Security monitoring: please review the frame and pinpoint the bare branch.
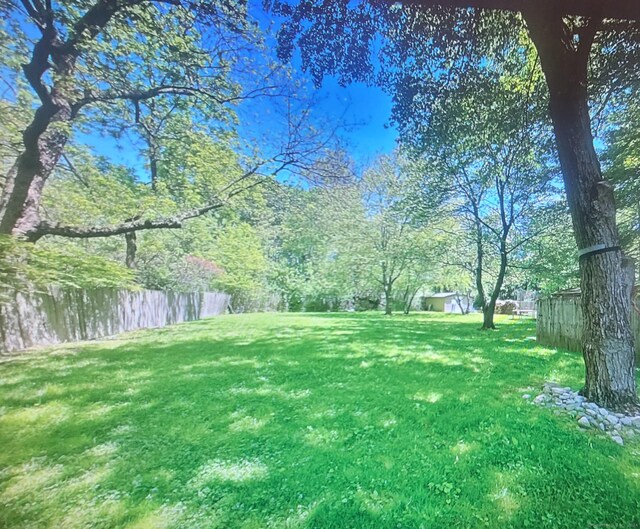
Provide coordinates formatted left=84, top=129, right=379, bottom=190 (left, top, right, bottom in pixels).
left=72, top=84, right=282, bottom=116
left=30, top=201, right=224, bottom=242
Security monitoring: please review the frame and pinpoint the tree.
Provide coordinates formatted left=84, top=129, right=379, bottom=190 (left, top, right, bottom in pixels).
left=395, top=229, right=442, bottom=314
left=513, top=204, right=579, bottom=294
left=209, top=222, right=270, bottom=312
left=262, top=155, right=368, bottom=312
left=269, top=0, right=640, bottom=410
left=360, top=155, right=418, bottom=315
left=1, top=0, right=238, bottom=237
left=418, top=46, right=557, bottom=329
left=0, top=234, right=135, bottom=292
left=0, top=0, right=339, bottom=249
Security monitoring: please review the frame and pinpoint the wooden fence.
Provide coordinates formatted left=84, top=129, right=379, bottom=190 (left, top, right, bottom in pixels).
left=0, top=287, right=230, bottom=354
left=536, top=292, right=640, bottom=359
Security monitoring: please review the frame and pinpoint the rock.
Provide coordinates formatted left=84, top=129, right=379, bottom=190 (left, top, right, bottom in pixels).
left=607, top=415, right=620, bottom=425
left=533, top=395, right=547, bottom=405
left=534, top=383, right=638, bottom=444
left=522, top=394, right=531, bottom=399
left=578, top=416, right=591, bottom=428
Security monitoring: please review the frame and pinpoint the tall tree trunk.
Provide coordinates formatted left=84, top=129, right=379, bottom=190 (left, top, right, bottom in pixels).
left=482, top=299, right=496, bottom=330
left=454, top=292, right=470, bottom=315
left=525, top=10, right=637, bottom=411
left=384, top=286, right=393, bottom=315
left=402, top=284, right=411, bottom=314
left=0, top=102, right=71, bottom=238
left=0, top=0, right=121, bottom=239
left=125, top=231, right=137, bottom=269
left=481, top=246, right=508, bottom=330
left=404, top=287, right=418, bottom=315
left=472, top=211, right=487, bottom=314
left=472, top=209, right=497, bottom=329
left=0, top=22, right=75, bottom=239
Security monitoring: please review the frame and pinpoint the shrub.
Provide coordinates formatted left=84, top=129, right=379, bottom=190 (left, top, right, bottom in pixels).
left=495, top=299, right=518, bottom=314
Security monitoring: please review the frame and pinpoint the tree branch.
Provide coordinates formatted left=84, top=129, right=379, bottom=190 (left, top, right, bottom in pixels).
left=576, top=17, right=600, bottom=68
left=72, top=84, right=281, bottom=115
left=30, top=201, right=225, bottom=242
left=19, top=0, right=46, bottom=30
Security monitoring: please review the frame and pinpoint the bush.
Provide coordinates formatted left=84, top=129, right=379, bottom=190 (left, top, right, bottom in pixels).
left=0, top=235, right=136, bottom=291
left=354, top=296, right=380, bottom=311
left=495, top=299, right=518, bottom=314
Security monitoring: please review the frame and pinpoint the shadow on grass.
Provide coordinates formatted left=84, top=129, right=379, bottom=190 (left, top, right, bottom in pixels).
left=1, top=312, right=639, bottom=529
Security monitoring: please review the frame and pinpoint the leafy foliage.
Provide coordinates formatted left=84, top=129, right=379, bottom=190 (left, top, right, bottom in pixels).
left=0, top=235, right=135, bottom=291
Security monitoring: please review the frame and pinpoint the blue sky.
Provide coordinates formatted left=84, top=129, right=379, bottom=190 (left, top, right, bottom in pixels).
left=307, top=78, right=399, bottom=166
left=243, top=1, right=399, bottom=168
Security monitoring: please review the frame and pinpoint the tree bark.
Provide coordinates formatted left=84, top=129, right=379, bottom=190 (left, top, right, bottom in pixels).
left=525, top=10, right=637, bottom=410
left=0, top=67, right=73, bottom=237
left=384, top=286, right=393, bottom=315
left=402, top=284, right=411, bottom=314
left=482, top=300, right=496, bottom=329
left=125, top=232, right=137, bottom=269
left=481, top=248, right=507, bottom=330
left=0, top=0, right=124, bottom=238
left=473, top=210, right=487, bottom=313
left=404, top=287, right=418, bottom=314
left=471, top=205, right=500, bottom=330
left=454, top=292, right=470, bottom=315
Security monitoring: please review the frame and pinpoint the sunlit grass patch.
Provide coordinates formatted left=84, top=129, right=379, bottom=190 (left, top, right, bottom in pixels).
left=1, top=459, right=65, bottom=501
left=0, top=401, right=71, bottom=428
left=190, top=459, right=269, bottom=486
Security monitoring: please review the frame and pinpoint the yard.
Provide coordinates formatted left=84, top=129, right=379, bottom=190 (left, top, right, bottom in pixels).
left=1, top=312, right=639, bottom=529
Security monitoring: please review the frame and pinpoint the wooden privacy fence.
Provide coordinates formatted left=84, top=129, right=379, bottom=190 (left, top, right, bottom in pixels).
left=0, top=287, right=230, bottom=354
left=536, top=291, right=640, bottom=359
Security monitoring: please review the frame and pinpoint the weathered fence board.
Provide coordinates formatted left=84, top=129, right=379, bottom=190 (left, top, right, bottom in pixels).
left=0, top=287, right=230, bottom=354
left=537, top=293, right=640, bottom=360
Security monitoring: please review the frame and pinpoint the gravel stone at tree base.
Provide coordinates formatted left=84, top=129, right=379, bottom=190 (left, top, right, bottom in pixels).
left=527, top=382, right=640, bottom=446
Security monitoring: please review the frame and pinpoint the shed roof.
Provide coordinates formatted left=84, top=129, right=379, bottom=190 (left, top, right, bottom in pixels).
left=425, top=292, right=458, bottom=298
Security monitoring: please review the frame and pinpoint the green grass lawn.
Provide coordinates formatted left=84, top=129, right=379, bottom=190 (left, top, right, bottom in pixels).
left=1, top=312, right=639, bottom=529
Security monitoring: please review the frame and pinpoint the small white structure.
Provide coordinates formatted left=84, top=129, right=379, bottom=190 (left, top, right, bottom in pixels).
left=422, top=292, right=475, bottom=314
